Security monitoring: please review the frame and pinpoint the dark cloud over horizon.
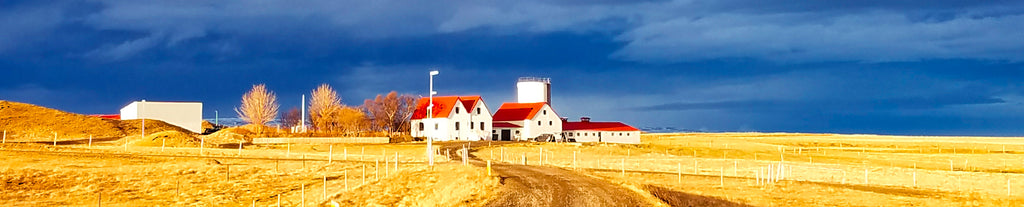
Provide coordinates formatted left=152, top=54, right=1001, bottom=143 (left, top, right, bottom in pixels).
left=2, top=0, right=1024, bottom=136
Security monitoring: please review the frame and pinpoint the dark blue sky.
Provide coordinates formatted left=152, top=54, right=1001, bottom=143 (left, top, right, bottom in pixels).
left=3, top=0, right=1024, bottom=136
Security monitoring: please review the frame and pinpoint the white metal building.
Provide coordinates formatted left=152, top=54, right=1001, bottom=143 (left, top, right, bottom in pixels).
left=410, top=96, right=492, bottom=141
left=120, top=101, right=203, bottom=133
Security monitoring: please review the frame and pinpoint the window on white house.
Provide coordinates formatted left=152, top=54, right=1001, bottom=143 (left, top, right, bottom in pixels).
left=476, top=108, right=481, bottom=114
left=627, top=133, right=630, bottom=136
left=538, top=121, right=541, bottom=126
left=549, top=121, right=552, bottom=126
left=456, top=108, right=460, bottom=114
left=515, top=130, right=520, bottom=134
left=419, top=123, right=424, bottom=131
left=619, top=133, right=623, bottom=136
left=435, top=123, right=439, bottom=130
left=470, top=122, right=474, bottom=129
left=455, top=122, right=460, bottom=130
left=480, top=122, right=484, bottom=130
left=576, top=133, right=580, bottom=136
left=543, top=110, right=546, bottom=115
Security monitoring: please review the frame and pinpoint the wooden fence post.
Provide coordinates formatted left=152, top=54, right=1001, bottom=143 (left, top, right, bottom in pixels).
left=913, top=163, right=917, bottom=187
left=238, top=141, right=242, bottom=157
left=328, top=145, right=333, bottom=163
left=2, top=130, right=5, bottom=144
left=677, top=162, right=681, bottom=183
left=88, top=135, right=92, bottom=147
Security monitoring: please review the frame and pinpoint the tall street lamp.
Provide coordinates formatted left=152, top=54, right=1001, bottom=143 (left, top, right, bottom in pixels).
left=428, top=70, right=439, bottom=166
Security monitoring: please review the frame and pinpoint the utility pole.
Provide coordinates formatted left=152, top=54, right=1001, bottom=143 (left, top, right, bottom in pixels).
left=428, top=70, right=439, bottom=166
left=301, top=94, right=306, bottom=132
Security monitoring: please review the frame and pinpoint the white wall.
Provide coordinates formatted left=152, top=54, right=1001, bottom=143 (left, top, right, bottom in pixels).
left=464, top=100, right=492, bottom=141
left=120, top=101, right=203, bottom=133
left=521, top=104, right=562, bottom=140
left=412, top=118, right=450, bottom=140
left=600, top=131, right=641, bottom=144
left=446, top=101, right=471, bottom=141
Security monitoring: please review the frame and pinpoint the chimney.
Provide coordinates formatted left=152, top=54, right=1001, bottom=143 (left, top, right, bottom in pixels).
left=580, top=117, right=590, bottom=122
left=560, top=117, right=568, bottom=122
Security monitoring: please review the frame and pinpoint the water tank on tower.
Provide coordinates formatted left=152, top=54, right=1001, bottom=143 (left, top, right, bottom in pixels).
left=517, top=77, right=551, bottom=104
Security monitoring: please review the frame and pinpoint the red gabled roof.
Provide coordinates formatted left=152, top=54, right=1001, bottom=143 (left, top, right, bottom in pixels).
left=410, top=96, right=461, bottom=120
left=492, top=102, right=548, bottom=121
left=492, top=122, right=522, bottom=128
left=459, top=96, right=482, bottom=111
left=563, top=121, right=640, bottom=131
left=410, top=96, right=484, bottom=120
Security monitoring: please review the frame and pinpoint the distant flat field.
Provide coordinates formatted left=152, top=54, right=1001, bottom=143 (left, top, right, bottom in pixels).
left=474, top=132, right=1024, bottom=207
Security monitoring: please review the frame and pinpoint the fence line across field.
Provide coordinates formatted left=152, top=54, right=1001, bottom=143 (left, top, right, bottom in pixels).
left=487, top=146, right=1020, bottom=197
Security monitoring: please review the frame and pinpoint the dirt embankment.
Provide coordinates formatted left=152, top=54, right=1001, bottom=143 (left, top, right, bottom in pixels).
left=0, top=101, right=198, bottom=145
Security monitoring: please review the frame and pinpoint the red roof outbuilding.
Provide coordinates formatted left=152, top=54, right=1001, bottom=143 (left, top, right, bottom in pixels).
left=562, top=121, right=639, bottom=131
left=492, top=102, right=549, bottom=121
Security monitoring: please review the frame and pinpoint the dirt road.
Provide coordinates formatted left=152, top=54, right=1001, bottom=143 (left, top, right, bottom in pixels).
left=438, top=142, right=654, bottom=207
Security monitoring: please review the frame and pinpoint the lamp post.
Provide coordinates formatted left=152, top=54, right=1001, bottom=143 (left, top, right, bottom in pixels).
left=428, top=70, right=439, bottom=166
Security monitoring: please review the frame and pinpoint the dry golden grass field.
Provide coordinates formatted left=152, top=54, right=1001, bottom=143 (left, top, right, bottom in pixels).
left=0, top=142, right=485, bottom=206
left=473, top=133, right=1024, bottom=207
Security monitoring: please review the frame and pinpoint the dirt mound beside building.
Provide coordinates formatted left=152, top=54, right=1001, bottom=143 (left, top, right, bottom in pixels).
left=204, top=127, right=254, bottom=144
left=118, top=119, right=195, bottom=136
left=0, top=101, right=195, bottom=142
left=129, top=131, right=205, bottom=147
left=0, top=101, right=124, bottom=141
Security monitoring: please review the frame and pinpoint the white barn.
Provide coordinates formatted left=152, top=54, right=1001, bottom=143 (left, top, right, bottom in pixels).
left=410, top=96, right=492, bottom=141
left=120, top=101, right=203, bottom=133
left=491, top=102, right=562, bottom=141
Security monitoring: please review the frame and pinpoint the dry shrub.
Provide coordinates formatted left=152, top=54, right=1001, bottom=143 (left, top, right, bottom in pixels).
left=235, top=84, right=279, bottom=135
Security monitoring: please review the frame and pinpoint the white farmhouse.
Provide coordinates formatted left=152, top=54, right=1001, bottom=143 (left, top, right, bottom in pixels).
left=491, top=102, right=562, bottom=141
left=562, top=117, right=641, bottom=144
left=410, top=96, right=492, bottom=141
left=120, top=101, right=203, bottom=133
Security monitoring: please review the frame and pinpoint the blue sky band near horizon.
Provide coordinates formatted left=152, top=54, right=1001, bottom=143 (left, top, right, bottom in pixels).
left=2, top=0, right=1024, bottom=136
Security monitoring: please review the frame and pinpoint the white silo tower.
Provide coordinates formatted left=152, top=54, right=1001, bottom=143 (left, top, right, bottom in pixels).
left=517, top=77, right=551, bottom=104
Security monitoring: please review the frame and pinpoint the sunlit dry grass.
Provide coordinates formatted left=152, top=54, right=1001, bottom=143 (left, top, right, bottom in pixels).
left=474, top=133, right=1024, bottom=206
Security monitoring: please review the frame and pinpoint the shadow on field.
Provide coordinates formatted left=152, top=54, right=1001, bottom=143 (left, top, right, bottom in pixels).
left=644, top=185, right=753, bottom=207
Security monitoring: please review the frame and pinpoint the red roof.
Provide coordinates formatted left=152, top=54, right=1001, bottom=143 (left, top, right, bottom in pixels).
left=492, top=122, right=522, bottom=128
left=563, top=121, right=640, bottom=131
left=459, top=96, right=482, bottom=111
left=410, top=96, right=482, bottom=120
left=492, top=102, right=549, bottom=121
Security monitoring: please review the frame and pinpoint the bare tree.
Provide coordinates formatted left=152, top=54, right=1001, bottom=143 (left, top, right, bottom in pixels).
left=309, top=84, right=343, bottom=134
left=235, top=84, right=279, bottom=125
left=281, top=107, right=301, bottom=129
left=235, top=84, right=279, bottom=135
left=363, top=91, right=417, bottom=135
